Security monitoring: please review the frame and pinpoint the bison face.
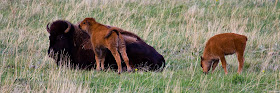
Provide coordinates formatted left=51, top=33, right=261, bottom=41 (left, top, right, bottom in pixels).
left=47, top=21, right=74, bottom=64
left=200, top=56, right=212, bottom=74
left=48, top=34, right=72, bottom=54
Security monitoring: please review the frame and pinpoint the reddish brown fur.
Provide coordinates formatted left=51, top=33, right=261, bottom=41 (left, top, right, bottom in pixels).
left=80, top=27, right=140, bottom=50
left=201, top=33, right=247, bottom=74
left=106, top=26, right=142, bottom=44
left=79, top=18, right=132, bottom=73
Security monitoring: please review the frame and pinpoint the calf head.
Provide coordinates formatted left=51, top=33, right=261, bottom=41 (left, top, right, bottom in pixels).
left=200, top=57, right=211, bottom=74
left=200, top=56, right=220, bottom=74
left=78, top=18, right=97, bottom=35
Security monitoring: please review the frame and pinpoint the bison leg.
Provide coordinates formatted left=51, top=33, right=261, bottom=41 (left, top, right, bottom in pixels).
left=211, top=59, right=219, bottom=73
left=220, top=56, right=228, bottom=75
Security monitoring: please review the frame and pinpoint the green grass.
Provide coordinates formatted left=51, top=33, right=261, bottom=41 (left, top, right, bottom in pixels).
left=0, top=0, right=279, bottom=92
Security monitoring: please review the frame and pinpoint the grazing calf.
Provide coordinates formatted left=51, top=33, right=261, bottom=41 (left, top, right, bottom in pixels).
left=79, top=18, right=132, bottom=73
left=200, top=33, right=247, bottom=74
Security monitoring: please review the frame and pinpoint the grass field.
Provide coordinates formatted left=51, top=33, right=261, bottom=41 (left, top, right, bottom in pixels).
left=0, top=0, right=280, bottom=92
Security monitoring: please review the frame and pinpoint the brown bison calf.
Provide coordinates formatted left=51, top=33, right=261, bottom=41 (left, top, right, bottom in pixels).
left=200, top=33, right=247, bottom=74
left=79, top=18, right=132, bottom=73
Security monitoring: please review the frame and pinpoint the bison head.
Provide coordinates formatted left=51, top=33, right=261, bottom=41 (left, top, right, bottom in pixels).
left=46, top=20, right=74, bottom=65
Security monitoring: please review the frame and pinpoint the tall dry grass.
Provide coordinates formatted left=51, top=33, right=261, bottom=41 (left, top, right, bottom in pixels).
left=0, top=0, right=279, bottom=92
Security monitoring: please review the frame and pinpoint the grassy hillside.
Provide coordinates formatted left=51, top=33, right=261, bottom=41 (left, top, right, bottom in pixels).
left=0, top=0, right=279, bottom=92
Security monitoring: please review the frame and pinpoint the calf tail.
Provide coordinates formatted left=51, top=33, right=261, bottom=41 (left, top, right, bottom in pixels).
left=104, top=28, right=126, bottom=50
left=241, top=35, right=248, bottom=41
left=104, top=28, right=120, bottom=38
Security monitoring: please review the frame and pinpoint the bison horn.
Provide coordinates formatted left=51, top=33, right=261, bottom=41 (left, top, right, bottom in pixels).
left=46, top=23, right=50, bottom=33
left=64, top=22, right=71, bottom=33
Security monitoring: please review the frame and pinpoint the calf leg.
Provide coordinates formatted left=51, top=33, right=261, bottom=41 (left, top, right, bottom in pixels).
left=220, top=56, right=228, bottom=75
left=237, top=52, right=244, bottom=74
left=119, top=46, right=132, bottom=72
left=94, top=54, right=101, bottom=71
left=100, top=51, right=107, bottom=70
left=211, top=59, right=219, bottom=73
left=119, top=36, right=132, bottom=72
left=94, top=48, right=105, bottom=71
left=235, top=40, right=246, bottom=74
left=108, top=47, right=123, bottom=74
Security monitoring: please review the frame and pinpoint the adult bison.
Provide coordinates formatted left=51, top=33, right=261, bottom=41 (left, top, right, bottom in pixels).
left=46, top=20, right=165, bottom=71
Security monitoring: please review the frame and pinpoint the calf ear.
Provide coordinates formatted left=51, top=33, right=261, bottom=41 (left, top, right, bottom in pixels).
left=200, top=56, right=204, bottom=60
left=85, top=18, right=96, bottom=25
left=86, top=18, right=95, bottom=21
left=46, top=23, right=50, bottom=33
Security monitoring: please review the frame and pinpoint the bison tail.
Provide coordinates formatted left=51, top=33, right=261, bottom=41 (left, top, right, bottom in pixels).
left=104, top=29, right=120, bottom=38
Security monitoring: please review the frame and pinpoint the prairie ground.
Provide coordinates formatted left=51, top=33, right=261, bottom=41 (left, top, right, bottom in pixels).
left=0, top=0, right=279, bottom=92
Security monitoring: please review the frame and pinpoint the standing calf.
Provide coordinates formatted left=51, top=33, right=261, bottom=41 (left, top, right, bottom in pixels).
left=79, top=18, right=132, bottom=73
left=200, top=33, right=247, bottom=74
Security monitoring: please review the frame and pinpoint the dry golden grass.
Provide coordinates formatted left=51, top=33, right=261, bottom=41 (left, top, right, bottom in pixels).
left=0, top=0, right=279, bottom=92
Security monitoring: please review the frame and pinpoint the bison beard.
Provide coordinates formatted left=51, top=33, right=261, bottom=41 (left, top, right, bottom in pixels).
left=46, top=20, right=165, bottom=71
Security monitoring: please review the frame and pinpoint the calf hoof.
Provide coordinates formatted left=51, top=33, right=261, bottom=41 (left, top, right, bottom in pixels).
left=225, top=72, right=228, bottom=75
left=118, top=70, right=122, bottom=74
left=127, top=69, right=133, bottom=72
left=127, top=68, right=133, bottom=72
left=96, top=68, right=101, bottom=71
left=203, top=72, right=208, bottom=75
left=100, top=68, right=105, bottom=71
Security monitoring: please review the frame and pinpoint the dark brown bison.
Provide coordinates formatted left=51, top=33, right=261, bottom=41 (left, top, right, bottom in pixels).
left=200, top=33, right=247, bottom=74
left=46, top=20, right=165, bottom=71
